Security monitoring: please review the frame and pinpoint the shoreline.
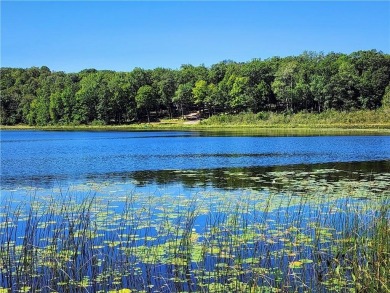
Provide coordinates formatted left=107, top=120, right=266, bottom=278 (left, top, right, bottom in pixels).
left=2, top=122, right=390, bottom=135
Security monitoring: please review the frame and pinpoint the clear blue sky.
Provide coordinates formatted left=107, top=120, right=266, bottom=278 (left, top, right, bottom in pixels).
left=1, top=1, right=389, bottom=73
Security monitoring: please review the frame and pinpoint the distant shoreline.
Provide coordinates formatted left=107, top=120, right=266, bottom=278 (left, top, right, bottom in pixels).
left=2, top=110, right=390, bottom=134
left=2, top=123, right=390, bottom=136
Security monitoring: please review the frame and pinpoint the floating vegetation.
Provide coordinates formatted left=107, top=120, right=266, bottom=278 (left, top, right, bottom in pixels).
left=0, top=170, right=389, bottom=292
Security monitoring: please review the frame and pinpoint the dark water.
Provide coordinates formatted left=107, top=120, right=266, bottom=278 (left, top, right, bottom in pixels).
left=1, top=130, right=390, bottom=190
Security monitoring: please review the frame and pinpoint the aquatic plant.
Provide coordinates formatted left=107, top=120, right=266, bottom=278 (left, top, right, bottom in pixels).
left=0, top=171, right=389, bottom=292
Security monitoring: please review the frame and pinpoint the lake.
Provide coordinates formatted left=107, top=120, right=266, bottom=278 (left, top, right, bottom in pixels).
left=1, top=130, right=389, bottom=292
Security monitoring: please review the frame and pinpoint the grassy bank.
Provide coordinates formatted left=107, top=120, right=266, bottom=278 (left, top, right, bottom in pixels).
left=1, top=109, right=390, bottom=134
left=1, top=170, right=389, bottom=292
left=201, top=109, right=390, bottom=129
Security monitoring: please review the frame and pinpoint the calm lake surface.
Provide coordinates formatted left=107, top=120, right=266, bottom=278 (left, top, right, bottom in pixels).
left=1, top=130, right=389, bottom=191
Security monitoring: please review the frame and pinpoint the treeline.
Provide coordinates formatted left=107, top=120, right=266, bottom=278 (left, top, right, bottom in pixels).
left=1, top=50, right=390, bottom=126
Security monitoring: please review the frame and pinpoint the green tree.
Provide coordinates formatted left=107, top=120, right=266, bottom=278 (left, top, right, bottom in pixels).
left=107, top=72, right=132, bottom=124
left=135, top=85, right=155, bottom=122
left=192, top=80, right=209, bottom=109
left=28, top=95, right=50, bottom=125
left=311, top=52, right=340, bottom=111
left=74, top=73, right=100, bottom=124
left=46, top=73, right=78, bottom=124
left=178, top=64, right=208, bottom=86
left=351, top=50, right=390, bottom=109
left=229, top=76, right=252, bottom=112
left=330, top=56, right=359, bottom=110
left=209, top=61, right=228, bottom=84
left=152, top=68, right=177, bottom=118
left=272, top=61, right=298, bottom=112
left=1, top=50, right=390, bottom=126
left=310, top=75, right=328, bottom=112
left=0, top=68, right=22, bottom=124
left=173, top=82, right=193, bottom=118
left=253, top=80, right=272, bottom=111
left=382, top=84, right=390, bottom=108
left=206, top=83, right=219, bottom=116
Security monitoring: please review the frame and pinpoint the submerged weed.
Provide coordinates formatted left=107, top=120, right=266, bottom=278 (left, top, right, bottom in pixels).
left=0, top=172, right=389, bottom=292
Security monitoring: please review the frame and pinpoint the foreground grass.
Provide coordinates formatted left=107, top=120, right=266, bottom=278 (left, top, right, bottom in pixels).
left=1, top=172, right=389, bottom=292
left=1, top=109, right=390, bottom=134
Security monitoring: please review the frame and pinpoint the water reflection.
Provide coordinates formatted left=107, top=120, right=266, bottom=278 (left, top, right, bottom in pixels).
left=98, top=160, right=390, bottom=192
left=2, top=160, right=389, bottom=193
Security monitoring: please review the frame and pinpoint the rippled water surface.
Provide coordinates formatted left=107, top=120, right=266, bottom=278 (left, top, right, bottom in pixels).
left=1, top=130, right=390, bottom=190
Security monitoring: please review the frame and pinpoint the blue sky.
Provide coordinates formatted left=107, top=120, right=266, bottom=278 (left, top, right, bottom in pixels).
left=1, top=1, right=389, bottom=73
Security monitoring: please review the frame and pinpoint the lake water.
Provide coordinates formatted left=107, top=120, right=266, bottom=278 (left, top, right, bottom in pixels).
left=1, top=130, right=390, bottom=292
left=1, top=130, right=390, bottom=191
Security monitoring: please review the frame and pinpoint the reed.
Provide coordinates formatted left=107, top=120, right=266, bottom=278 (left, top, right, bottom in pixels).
left=0, top=181, right=389, bottom=292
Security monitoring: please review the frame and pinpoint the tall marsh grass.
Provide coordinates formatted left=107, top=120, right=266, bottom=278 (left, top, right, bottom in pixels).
left=0, top=185, right=389, bottom=292
left=202, top=109, right=390, bottom=129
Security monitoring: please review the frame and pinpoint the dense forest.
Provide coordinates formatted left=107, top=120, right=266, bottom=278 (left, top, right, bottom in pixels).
left=1, top=50, right=390, bottom=126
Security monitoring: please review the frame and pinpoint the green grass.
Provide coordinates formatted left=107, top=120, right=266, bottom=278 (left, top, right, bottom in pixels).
left=1, top=170, right=389, bottom=292
left=201, top=109, right=390, bottom=129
